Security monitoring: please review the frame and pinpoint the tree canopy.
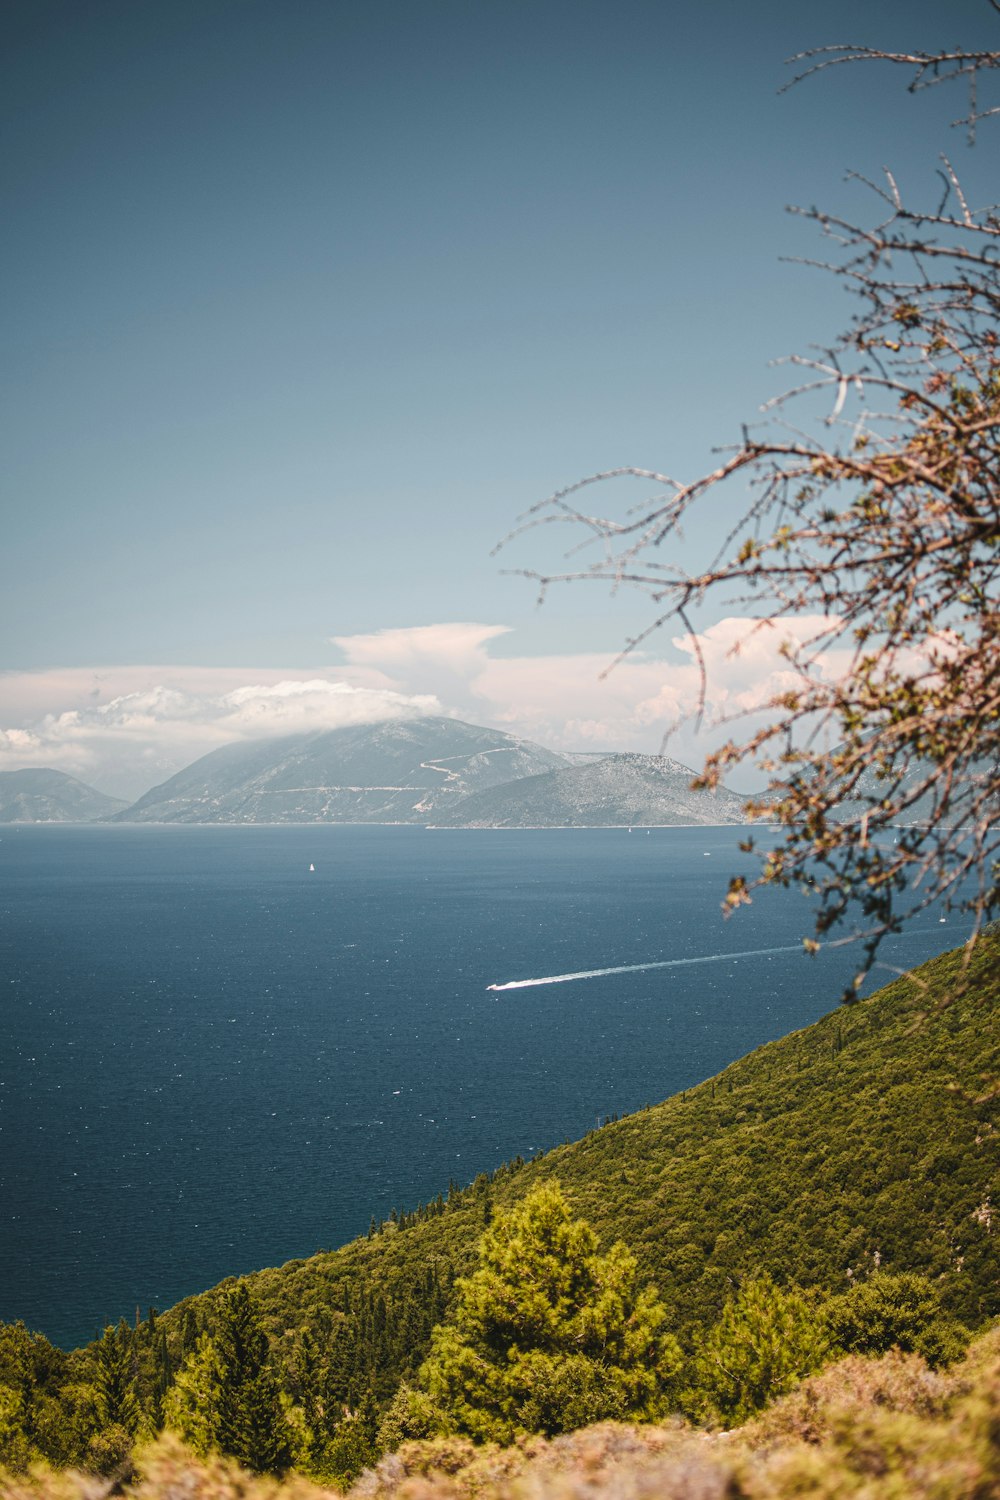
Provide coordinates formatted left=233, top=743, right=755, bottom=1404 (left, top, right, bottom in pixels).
left=163, top=1282, right=290, bottom=1474
left=692, top=1274, right=831, bottom=1426
left=419, top=1181, right=681, bottom=1442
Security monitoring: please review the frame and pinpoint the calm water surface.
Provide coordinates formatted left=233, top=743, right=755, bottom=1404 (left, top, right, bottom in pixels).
left=0, top=824, right=959, bottom=1347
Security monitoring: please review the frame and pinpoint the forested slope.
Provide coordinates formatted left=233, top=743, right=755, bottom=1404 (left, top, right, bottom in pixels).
left=166, top=938, right=1000, bottom=1392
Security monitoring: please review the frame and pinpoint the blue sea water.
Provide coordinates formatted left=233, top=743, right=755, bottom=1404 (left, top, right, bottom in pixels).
left=0, top=823, right=962, bottom=1349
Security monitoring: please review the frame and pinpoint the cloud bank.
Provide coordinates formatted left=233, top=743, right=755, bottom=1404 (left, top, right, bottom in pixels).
left=0, top=672, right=439, bottom=799
left=335, top=615, right=844, bottom=763
left=0, top=617, right=844, bottom=800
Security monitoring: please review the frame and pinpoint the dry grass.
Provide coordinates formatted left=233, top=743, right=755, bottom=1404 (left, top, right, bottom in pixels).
left=743, top=1348, right=954, bottom=1449
left=351, top=1333, right=1000, bottom=1500
left=352, top=1423, right=730, bottom=1500
left=0, top=1437, right=337, bottom=1500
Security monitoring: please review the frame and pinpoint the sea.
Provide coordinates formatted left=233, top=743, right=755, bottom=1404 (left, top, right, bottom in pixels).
left=0, top=823, right=962, bottom=1349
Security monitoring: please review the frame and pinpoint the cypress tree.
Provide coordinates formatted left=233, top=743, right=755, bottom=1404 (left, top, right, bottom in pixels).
left=93, top=1322, right=140, bottom=1436
left=180, top=1306, right=199, bottom=1356
left=165, top=1282, right=288, bottom=1474
left=152, top=1329, right=171, bottom=1429
left=212, top=1282, right=290, bottom=1473
left=294, top=1328, right=320, bottom=1430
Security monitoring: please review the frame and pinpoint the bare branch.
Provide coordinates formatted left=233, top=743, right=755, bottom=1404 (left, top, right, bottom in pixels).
left=505, top=20, right=1000, bottom=992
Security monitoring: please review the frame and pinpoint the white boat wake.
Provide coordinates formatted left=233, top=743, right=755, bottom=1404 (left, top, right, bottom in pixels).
left=486, top=943, right=806, bottom=991
left=486, top=926, right=951, bottom=992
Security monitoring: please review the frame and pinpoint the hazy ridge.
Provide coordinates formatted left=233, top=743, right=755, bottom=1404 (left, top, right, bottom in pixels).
left=431, top=752, right=747, bottom=827
left=0, top=769, right=127, bottom=823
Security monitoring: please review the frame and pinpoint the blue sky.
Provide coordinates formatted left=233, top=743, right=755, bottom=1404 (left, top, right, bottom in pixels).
left=3, top=0, right=997, bottom=794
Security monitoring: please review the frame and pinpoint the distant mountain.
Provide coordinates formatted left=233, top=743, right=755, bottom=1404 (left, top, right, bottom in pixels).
left=111, top=716, right=573, bottom=823
left=434, top=751, right=748, bottom=826
left=837, top=753, right=997, bottom=825
left=0, top=769, right=128, bottom=823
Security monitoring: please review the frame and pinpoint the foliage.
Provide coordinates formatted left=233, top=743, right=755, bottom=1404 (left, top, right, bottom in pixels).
left=690, top=1274, right=832, bottom=1426
left=0, top=1387, right=34, bottom=1475
left=0, top=1432, right=333, bottom=1500
left=305, top=1398, right=379, bottom=1492
left=419, top=1183, right=681, bottom=1442
left=92, top=1321, right=140, bottom=1436
left=291, top=1331, right=1000, bottom=1500
left=745, top=1347, right=953, bottom=1448
left=6, top=1333, right=1000, bottom=1500
left=0, top=1325, right=55, bottom=1472
left=506, top=16, right=1000, bottom=989
left=375, top=1385, right=452, bottom=1452
left=82, top=1423, right=133, bottom=1478
left=824, top=1271, right=970, bottom=1368
left=213, top=1284, right=292, bottom=1474
left=162, top=1334, right=224, bottom=1457
left=163, top=1286, right=291, bottom=1475
left=0, top=1324, right=87, bottom=1473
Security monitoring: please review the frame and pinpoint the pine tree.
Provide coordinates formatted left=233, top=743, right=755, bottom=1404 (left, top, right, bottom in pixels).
left=152, top=1329, right=171, bottom=1430
left=293, top=1328, right=321, bottom=1432
left=419, top=1181, right=681, bottom=1442
left=180, top=1306, right=199, bottom=1356
left=162, top=1333, right=223, bottom=1455
left=692, top=1273, right=830, bottom=1425
left=0, top=1382, right=34, bottom=1472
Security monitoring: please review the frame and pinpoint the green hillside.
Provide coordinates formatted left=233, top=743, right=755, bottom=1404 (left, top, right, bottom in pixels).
left=166, top=938, right=1000, bottom=1396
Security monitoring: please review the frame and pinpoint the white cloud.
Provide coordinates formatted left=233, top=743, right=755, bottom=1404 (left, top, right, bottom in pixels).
left=332, top=621, right=511, bottom=671
left=331, top=622, right=514, bottom=714
left=217, top=679, right=438, bottom=734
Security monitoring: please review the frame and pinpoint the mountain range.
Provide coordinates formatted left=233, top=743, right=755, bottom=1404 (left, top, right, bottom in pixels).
left=109, top=716, right=570, bottom=823
left=7, top=715, right=979, bottom=830
left=102, top=716, right=747, bottom=826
